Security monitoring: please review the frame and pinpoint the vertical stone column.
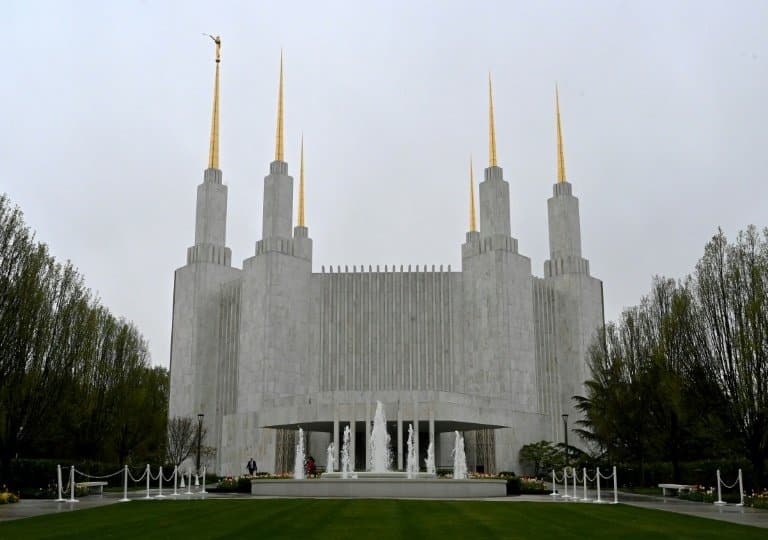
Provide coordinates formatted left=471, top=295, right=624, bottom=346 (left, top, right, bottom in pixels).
left=413, top=401, right=420, bottom=471
left=397, top=403, right=403, bottom=470
left=364, top=400, right=371, bottom=470
left=349, top=405, right=356, bottom=471
left=333, top=407, right=339, bottom=470
left=428, top=405, right=435, bottom=461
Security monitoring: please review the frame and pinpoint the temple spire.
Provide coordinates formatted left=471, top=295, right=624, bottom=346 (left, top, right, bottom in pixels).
left=206, top=35, right=221, bottom=169
left=298, top=134, right=305, bottom=227
left=469, top=155, right=477, bottom=232
left=275, top=50, right=285, bottom=162
left=488, top=73, right=498, bottom=167
left=556, top=84, right=566, bottom=183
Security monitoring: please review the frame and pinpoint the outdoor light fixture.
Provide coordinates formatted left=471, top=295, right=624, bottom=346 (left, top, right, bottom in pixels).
left=562, top=414, right=569, bottom=467
left=196, top=413, right=205, bottom=476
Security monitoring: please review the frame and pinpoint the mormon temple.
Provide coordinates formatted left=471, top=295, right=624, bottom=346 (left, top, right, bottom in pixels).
left=168, top=40, right=605, bottom=475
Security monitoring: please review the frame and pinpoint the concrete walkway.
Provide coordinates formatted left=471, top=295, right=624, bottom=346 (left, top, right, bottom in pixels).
left=484, top=489, right=768, bottom=529
left=0, top=489, right=214, bottom=523
left=616, top=491, right=768, bottom=529
left=1, top=488, right=766, bottom=530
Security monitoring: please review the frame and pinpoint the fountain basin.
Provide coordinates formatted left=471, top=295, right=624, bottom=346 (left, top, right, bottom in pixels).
left=321, top=471, right=436, bottom=479
left=251, top=478, right=506, bottom=498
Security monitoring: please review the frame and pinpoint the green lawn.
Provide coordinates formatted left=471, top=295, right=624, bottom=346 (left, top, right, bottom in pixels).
left=0, top=499, right=764, bottom=539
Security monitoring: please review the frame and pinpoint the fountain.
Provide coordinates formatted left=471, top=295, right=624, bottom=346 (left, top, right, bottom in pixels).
left=294, top=427, right=305, bottom=480
left=251, top=401, right=505, bottom=497
left=452, top=431, right=467, bottom=480
left=369, top=401, right=391, bottom=472
left=341, top=426, right=352, bottom=479
left=326, top=442, right=336, bottom=474
left=425, top=441, right=435, bottom=475
left=406, top=424, right=418, bottom=478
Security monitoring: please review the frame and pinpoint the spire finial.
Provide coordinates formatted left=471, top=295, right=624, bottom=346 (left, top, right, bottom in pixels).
left=275, top=50, right=285, bottom=162
left=556, top=84, right=566, bottom=183
left=469, top=155, right=477, bottom=232
left=205, top=34, right=221, bottom=169
left=488, top=72, right=498, bottom=167
left=298, top=134, right=305, bottom=227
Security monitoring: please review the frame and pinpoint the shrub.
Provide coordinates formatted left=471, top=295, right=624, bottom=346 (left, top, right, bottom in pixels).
left=0, top=487, right=20, bottom=504
left=747, top=491, right=768, bottom=509
left=678, top=490, right=716, bottom=503
left=214, top=476, right=251, bottom=493
left=677, top=486, right=740, bottom=505
left=520, top=477, right=549, bottom=494
left=505, top=476, right=521, bottom=495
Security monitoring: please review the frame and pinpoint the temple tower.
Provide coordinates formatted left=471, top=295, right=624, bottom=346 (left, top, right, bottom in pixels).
left=543, top=86, right=604, bottom=439
left=169, top=36, right=241, bottom=453
left=461, top=75, right=539, bottom=471
left=226, top=53, right=313, bottom=471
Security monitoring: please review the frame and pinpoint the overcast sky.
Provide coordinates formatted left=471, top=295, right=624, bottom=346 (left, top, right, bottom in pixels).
left=4, top=1, right=767, bottom=368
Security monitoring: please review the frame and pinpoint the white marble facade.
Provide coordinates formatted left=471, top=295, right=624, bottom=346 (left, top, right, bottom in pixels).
left=168, top=145, right=604, bottom=476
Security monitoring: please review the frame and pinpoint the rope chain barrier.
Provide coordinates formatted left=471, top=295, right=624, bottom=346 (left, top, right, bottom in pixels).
left=55, top=463, right=207, bottom=503
left=127, top=468, right=147, bottom=483
left=73, top=468, right=123, bottom=480
left=715, top=469, right=745, bottom=506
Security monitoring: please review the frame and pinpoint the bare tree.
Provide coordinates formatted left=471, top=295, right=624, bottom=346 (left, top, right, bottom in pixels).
left=166, top=416, right=205, bottom=468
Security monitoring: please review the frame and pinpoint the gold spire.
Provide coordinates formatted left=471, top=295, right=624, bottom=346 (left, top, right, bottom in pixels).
left=488, top=73, right=498, bottom=167
left=275, top=50, right=285, bottom=162
left=469, top=155, right=477, bottom=232
left=556, top=84, right=566, bottom=183
left=298, top=134, right=305, bottom=227
left=206, top=34, right=221, bottom=169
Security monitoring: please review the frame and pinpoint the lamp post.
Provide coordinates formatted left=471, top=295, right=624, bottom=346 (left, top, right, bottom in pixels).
left=196, top=413, right=204, bottom=476
left=562, top=413, right=569, bottom=468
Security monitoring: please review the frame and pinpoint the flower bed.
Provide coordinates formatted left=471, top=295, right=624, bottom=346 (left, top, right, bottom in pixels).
left=520, top=477, right=549, bottom=494
left=746, top=490, right=768, bottom=510
left=213, top=476, right=252, bottom=493
left=676, top=485, right=764, bottom=506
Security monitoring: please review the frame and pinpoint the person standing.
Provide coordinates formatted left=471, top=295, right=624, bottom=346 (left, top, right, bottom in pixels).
left=247, top=457, right=257, bottom=475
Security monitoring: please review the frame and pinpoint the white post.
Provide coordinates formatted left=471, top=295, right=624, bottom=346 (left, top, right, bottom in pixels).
left=582, top=467, right=589, bottom=501
left=172, top=466, right=178, bottom=496
left=612, top=466, right=618, bottom=504
left=714, top=469, right=725, bottom=505
left=737, top=469, right=744, bottom=507
left=68, top=466, right=78, bottom=503
left=201, top=466, right=207, bottom=494
left=144, top=464, right=151, bottom=499
left=562, top=467, right=569, bottom=499
left=156, top=466, right=165, bottom=498
left=595, top=467, right=602, bottom=503
left=55, top=465, right=66, bottom=502
left=186, top=469, right=192, bottom=495
left=119, top=465, right=129, bottom=502
left=550, top=469, right=558, bottom=497
left=573, top=466, right=578, bottom=498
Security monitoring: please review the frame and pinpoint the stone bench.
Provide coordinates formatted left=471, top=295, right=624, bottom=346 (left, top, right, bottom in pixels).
left=76, top=481, right=108, bottom=495
left=658, top=483, right=695, bottom=496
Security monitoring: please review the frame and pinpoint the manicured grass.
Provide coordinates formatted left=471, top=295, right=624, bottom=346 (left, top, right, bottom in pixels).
left=0, top=499, right=764, bottom=539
